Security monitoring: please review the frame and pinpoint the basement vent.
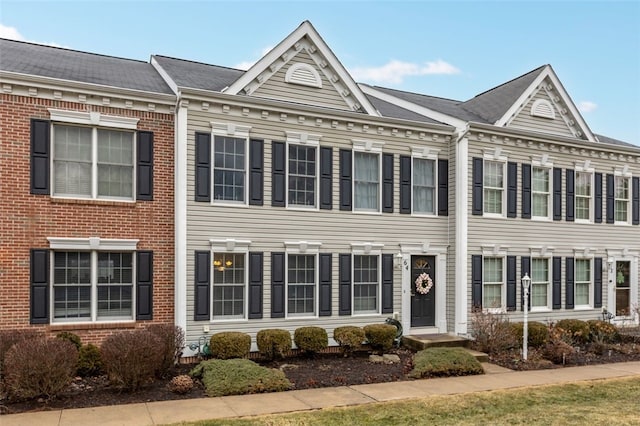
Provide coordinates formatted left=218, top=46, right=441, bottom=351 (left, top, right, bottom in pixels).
left=285, top=63, right=322, bottom=88
left=530, top=99, right=555, bottom=119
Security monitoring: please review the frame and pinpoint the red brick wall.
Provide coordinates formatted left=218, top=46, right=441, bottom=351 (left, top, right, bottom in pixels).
left=0, top=94, right=175, bottom=345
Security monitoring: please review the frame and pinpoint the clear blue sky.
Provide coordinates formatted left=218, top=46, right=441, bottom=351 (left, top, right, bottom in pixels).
left=2, top=1, right=639, bottom=145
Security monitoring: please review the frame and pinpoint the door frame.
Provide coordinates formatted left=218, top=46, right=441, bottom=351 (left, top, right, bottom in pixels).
left=400, top=243, right=447, bottom=334
left=606, top=249, right=639, bottom=325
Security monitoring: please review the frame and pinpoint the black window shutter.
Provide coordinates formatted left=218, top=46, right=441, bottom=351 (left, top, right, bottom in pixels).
left=249, top=139, right=264, bottom=206
left=319, top=147, right=333, bottom=210
left=566, top=169, right=575, bottom=222
left=471, top=255, right=482, bottom=309
left=507, top=162, right=518, bottom=218
left=472, top=158, right=483, bottom=215
left=319, top=253, right=332, bottom=316
left=195, top=132, right=211, bottom=202
left=633, top=177, right=640, bottom=225
left=606, top=174, right=614, bottom=223
left=381, top=253, right=393, bottom=313
left=399, top=155, right=411, bottom=214
left=271, top=141, right=286, bottom=207
left=506, top=255, right=517, bottom=311
left=194, top=251, right=210, bottom=320
left=594, top=173, right=603, bottom=223
left=30, top=119, right=50, bottom=195
left=522, top=164, right=531, bottom=219
left=248, top=252, right=263, bottom=319
left=136, top=131, right=154, bottom=201
left=594, top=257, right=603, bottom=309
left=339, top=253, right=352, bottom=315
left=552, top=257, right=562, bottom=309
left=339, top=149, right=352, bottom=211
left=30, top=249, right=49, bottom=324
left=565, top=257, right=574, bottom=309
left=520, top=256, right=531, bottom=311
left=271, top=252, right=285, bottom=318
left=136, top=251, right=153, bottom=320
left=382, top=153, right=394, bottom=213
left=438, top=159, right=449, bottom=216
left=553, top=167, right=562, bottom=221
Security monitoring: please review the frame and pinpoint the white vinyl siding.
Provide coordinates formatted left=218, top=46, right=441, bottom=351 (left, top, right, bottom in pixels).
left=413, top=158, right=435, bottom=214
left=531, top=258, right=550, bottom=309
left=354, top=152, right=380, bottom=211
left=615, top=176, right=630, bottom=223
left=288, top=144, right=317, bottom=207
left=483, top=257, right=504, bottom=309
left=212, top=253, right=246, bottom=320
left=575, top=171, right=592, bottom=221
left=53, top=124, right=134, bottom=199
left=575, top=259, right=592, bottom=307
left=484, top=160, right=504, bottom=215
left=213, top=136, right=246, bottom=203
left=287, top=254, right=316, bottom=316
left=353, top=255, right=379, bottom=314
left=532, top=167, right=550, bottom=218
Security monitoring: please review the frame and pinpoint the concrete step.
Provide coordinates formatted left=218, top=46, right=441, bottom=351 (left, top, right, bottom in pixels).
left=464, top=348, right=490, bottom=363
left=401, top=333, right=471, bottom=351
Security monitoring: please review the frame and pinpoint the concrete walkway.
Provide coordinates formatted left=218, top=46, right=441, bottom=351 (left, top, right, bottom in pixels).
left=3, top=361, right=640, bottom=426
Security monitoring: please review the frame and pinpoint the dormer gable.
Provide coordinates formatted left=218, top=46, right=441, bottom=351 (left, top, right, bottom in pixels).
left=224, top=21, right=379, bottom=116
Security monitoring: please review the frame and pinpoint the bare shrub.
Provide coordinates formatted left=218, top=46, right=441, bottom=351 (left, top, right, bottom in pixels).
left=0, top=329, right=41, bottom=376
left=101, top=330, right=162, bottom=391
left=147, top=324, right=185, bottom=377
left=543, top=325, right=576, bottom=364
left=469, top=310, right=518, bottom=355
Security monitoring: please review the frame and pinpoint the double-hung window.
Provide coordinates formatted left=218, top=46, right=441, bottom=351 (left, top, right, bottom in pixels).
left=413, top=158, right=436, bottom=214
left=532, top=167, right=550, bottom=218
left=615, top=176, right=630, bottom=223
left=483, top=257, right=504, bottom=310
left=575, top=171, right=592, bottom=221
left=213, top=136, right=246, bottom=202
left=575, top=258, right=592, bottom=307
left=353, top=254, right=379, bottom=314
left=483, top=160, right=504, bottom=215
left=531, top=258, right=550, bottom=310
left=51, top=110, right=138, bottom=200
left=288, top=144, right=317, bottom=207
left=287, top=254, right=316, bottom=316
left=49, top=237, right=138, bottom=323
left=212, top=253, right=246, bottom=320
left=354, top=152, right=380, bottom=211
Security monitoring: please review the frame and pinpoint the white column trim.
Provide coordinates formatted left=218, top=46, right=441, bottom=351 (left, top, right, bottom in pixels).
left=175, top=101, right=188, bottom=334
left=455, top=136, right=469, bottom=335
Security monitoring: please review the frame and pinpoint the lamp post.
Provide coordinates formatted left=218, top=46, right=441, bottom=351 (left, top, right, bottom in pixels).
left=522, top=273, right=531, bottom=361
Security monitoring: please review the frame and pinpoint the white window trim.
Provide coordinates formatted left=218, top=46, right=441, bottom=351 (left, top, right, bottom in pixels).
left=531, top=165, right=553, bottom=220
left=574, top=170, right=594, bottom=223
left=530, top=255, right=552, bottom=312
left=209, top=238, right=251, bottom=322
left=210, top=122, right=252, bottom=206
left=573, top=249, right=595, bottom=309
left=351, top=248, right=383, bottom=316
left=284, top=252, right=319, bottom=319
left=352, top=143, right=383, bottom=214
left=48, top=108, right=139, bottom=130
left=614, top=174, right=632, bottom=225
left=482, top=255, right=506, bottom=313
left=411, top=147, right=439, bottom=216
left=482, top=153, right=507, bottom=218
left=285, top=131, right=321, bottom=210
left=48, top=238, right=138, bottom=324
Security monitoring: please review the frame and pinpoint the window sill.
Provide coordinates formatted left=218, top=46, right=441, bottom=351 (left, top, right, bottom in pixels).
left=574, top=306, right=594, bottom=311
left=530, top=307, right=551, bottom=313
left=49, top=321, right=136, bottom=331
left=531, top=216, right=552, bottom=222
left=211, top=201, right=249, bottom=208
left=51, top=197, right=137, bottom=208
left=286, top=205, right=319, bottom=212
left=353, top=210, right=382, bottom=215
left=614, top=222, right=631, bottom=226
left=211, top=318, right=248, bottom=323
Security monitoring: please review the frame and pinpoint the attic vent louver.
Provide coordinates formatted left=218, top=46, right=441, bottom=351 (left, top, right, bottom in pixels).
left=285, top=63, right=322, bottom=88
left=530, top=99, right=555, bottom=119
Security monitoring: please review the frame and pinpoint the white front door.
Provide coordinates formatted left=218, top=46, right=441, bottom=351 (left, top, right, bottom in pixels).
left=608, top=255, right=639, bottom=324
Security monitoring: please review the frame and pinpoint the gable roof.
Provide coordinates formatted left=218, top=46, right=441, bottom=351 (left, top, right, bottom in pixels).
left=0, top=38, right=173, bottom=95
left=595, top=134, right=640, bottom=150
left=365, top=94, right=443, bottom=125
left=151, top=55, right=243, bottom=93
left=224, top=21, right=379, bottom=116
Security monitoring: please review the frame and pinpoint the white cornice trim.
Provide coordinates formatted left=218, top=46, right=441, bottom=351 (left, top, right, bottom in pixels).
left=350, top=242, right=384, bottom=255
left=210, top=122, right=251, bottom=138
left=224, top=21, right=379, bottom=116
left=359, top=84, right=467, bottom=129
left=399, top=243, right=448, bottom=255
left=47, top=237, right=139, bottom=251
left=352, top=138, right=385, bottom=152
left=210, top=238, right=252, bottom=252
left=284, top=241, right=322, bottom=254
left=285, top=130, right=321, bottom=146
left=48, top=109, right=139, bottom=129
left=411, top=146, right=440, bottom=159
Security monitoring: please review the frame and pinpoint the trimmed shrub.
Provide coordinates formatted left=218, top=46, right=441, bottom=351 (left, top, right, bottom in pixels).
left=77, top=344, right=103, bottom=377
left=256, top=329, right=292, bottom=360
left=4, top=337, right=78, bottom=400
left=190, top=358, right=291, bottom=397
left=147, top=324, right=185, bottom=377
left=293, top=326, right=328, bottom=355
left=101, top=329, right=162, bottom=391
left=0, top=329, right=41, bottom=375
left=555, top=319, right=590, bottom=344
left=586, top=320, right=619, bottom=344
left=333, top=326, right=365, bottom=356
left=469, top=310, right=518, bottom=355
left=510, top=321, right=549, bottom=348
left=409, top=347, right=484, bottom=379
left=167, top=374, right=194, bottom=394
left=209, top=332, right=251, bottom=359
left=363, top=324, right=396, bottom=354
left=56, top=331, right=82, bottom=350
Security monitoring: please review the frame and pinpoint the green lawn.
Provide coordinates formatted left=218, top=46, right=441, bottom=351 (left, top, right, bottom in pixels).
left=177, top=377, right=640, bottom=426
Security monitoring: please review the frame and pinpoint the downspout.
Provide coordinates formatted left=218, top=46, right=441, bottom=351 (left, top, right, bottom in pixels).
left=454, top=124, right=470, bottom=335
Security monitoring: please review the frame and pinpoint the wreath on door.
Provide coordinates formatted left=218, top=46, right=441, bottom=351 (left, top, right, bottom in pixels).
left=415, top=272, right=433, bottom=295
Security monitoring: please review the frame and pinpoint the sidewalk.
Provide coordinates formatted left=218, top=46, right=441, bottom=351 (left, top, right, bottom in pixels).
left=3, top=361, right=640, bottom=426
